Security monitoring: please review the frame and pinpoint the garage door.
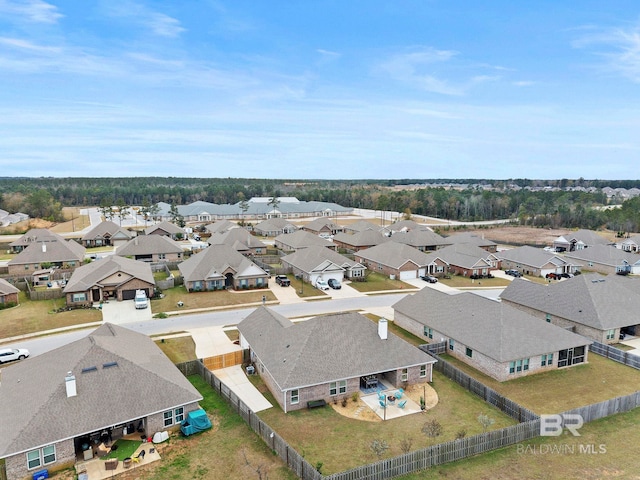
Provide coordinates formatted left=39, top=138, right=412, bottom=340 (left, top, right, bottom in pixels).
left=122, top=290, right=136, bottom=300
left=399, top=271, right=417, bottom=280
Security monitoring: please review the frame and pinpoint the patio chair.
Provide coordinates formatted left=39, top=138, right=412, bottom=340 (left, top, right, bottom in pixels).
left=377, top=391, right=386, bottom=401
left=397, top=400, right=407, bottom=409
left=132, top=449, right=145, bottom=464
left=378, top=400, right=386, bottom=409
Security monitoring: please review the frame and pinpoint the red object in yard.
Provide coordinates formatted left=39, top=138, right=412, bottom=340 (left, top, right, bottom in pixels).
left=147, top=437, right=152, bottom=443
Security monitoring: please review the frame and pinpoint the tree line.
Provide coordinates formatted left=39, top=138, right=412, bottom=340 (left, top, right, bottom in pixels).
left=1, top=177, right=640, bottom=233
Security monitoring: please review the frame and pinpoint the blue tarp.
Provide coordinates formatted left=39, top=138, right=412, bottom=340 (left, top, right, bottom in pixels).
left=180, top=409, right=212, bottom=436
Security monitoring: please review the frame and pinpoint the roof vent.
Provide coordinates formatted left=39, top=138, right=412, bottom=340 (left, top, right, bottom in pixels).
left=65, top=372, right=77, bottom=398
left=81, top=366, right=97, bottom=373
left=378, top=317, right=388, bottom=340
left=103, top=361, right=118, bottom=369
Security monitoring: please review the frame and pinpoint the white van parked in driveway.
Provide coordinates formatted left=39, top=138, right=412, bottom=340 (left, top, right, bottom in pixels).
left=134, top=290, right=148, bottom=309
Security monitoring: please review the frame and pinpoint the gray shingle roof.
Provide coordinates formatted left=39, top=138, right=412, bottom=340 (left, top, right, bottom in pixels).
left=144, top=221, right=184, bottom=236
left=500, top=273, right=640, bottom=330
left=393, top=288, right=590, bottom=362
left=0, top=278, right=19, bottom=295
left=253, top=218, right=298, bottom=234
left=444, top=232, right=498, bottom=248
left=178, top=244, right=268, bottom=282
left=303, top=218, right=341, bottom=232
left=356, top=242, right=434, bottom=269
left=63, top=256, right=155, bottom=293
left=562, top=245, right=640, bottom=267
left=116, top=235, right=183, bottom=256
left=343, top=220, right=380, bottom=233
left=204, top=220, right=239, bottom=234
left=207, top=227, right=267, bottom=250
left=9, top=229, right=66, bottom=247
left=430, top=243, right=495, bottom=269
left=275, top=230, right=334, bottom=249
left=389, top=229, right=450, bottom=249
left=333, top=229, right=390, bottom=248
left=8, top=237, right=86, bottom=266
left=280, top=245, right=361, bottom=273
left=238, top=307, right=436, bottom=391
left=556, top=229, right=612, bottom=247
left=81, top=221, right=132, bottom=241
left=0, top=323, right=202, bottom=459
left=497, top=245, right=570, bottom=268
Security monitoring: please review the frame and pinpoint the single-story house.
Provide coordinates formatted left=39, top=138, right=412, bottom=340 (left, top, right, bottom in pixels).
left=0, top=278, right=19, bottom=306
left=238, top=307, right=437, bottom=412
left=8, top=236, right=86, bottom=276
left=178, top=244, right=269, bottom=291
left=388, top=229, right=451, bottom=252
left=332, top=230, right=390, bottom=252
left=0, top=323, right=202, bottom=480
left=618, top=234, right=640, bottom=253
left=553, top=229, right=612, bottom=252
left=497, top=245, right=580, bottom=277
left=252, top=218, right=298, bottom=237
left=430, top=243, right=500, bottom=277
left=204, top=220, right=238, bottom=235
left=207, top=227, right=267, bottom=255
left=9, top=229, right=64, bottom=254
left=274, top=230, right=336, bottom=252
left=80, top=221, right=133, bottom=248
left=443, top=232, right=498, bottom=253
left=562, top=245, right=640, bottom=275
left=500, top=274, right=640, bottom=344
left=63, top=255, right=155, bottom=306
left=144, top=221, right=185, bottom=240
left=381, top=219, right=430, bottom=235
left=116, top=235, right=183, bottom=263
left=393, top=288, right=592, bottom=382
left=302, top=218, right=343, bottom=236
left=342, top=219, right=380, bottom=234
left=281, top=245, right=367, bottom=284
left=355, top=242, right=437, bottom=280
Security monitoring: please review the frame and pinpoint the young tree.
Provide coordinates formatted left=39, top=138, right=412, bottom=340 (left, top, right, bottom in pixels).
left=115, top=198, right=130, bottom=226
left=422, top=419, right=443, bottom=439
left=238, top=194, right=250, bottom=225
left=370, top=439, right=389, bottom=459
left=99, top=197, right=115, bottom=221
left=477, top=413, right=495, bottom=433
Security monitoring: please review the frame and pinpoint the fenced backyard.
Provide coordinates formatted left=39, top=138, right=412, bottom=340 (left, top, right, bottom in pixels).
left=589, top=341, right=640, bottom=370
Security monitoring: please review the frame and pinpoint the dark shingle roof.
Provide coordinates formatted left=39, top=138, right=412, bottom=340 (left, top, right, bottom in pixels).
left=178, top=244, right=268, bottom=282
left=393, top=288, right=590, bottom=362
left=281, top=245, right=360, bottom=272
left=63, top=256, right=154, bottom=293
left=500, top=273, right=640, bottom=330
left=356, top=242, right=433, bottom=269
left=116, top=235, right=183, bottom=256
left=238, top=308, right=436, bottom=390
left=0, top=323, right=202, bottom=459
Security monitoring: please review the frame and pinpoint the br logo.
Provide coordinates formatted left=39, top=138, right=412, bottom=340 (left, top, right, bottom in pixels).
left=540, top=414, right=583, bottom=437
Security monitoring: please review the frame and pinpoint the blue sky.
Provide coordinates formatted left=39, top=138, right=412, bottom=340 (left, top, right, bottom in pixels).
left=1, top=1, right=640, bottom=180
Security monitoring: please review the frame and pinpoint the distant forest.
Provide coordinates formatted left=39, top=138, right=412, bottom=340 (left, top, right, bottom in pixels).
left=2, top=177, right=640, bottom=233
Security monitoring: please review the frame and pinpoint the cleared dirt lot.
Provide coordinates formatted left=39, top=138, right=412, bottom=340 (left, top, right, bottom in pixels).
left=452, top=226, right=619, bottom=247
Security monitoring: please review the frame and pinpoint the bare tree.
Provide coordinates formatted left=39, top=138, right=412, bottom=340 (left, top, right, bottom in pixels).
left=422, top=419, right=443, bottom=439
left=241, top=448, right=269, bottom=480
left=478, top=413, right=495, bottom=433
left=370, top=439, right=389, bottom=459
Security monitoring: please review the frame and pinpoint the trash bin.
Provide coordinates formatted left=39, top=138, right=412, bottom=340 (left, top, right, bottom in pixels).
left=32, top=470, right=48, bottom=480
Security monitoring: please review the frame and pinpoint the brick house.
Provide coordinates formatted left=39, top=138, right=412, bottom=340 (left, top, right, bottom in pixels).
left=393, top=287, right=592, bottom=382
left=274, top=230, right=336, bottom=252
left=0, top=278, right=19, bottom=306
left=355, top=242, right=441, bottom=279
left=332, top=229, right=390, bottom=252
left=501, top=274, right=640, bottom=344
left=80, top=221, right=133, bottom=248
left=281, top=245, right=366, bottom=283
left=429, top=243, right=500, bottom=277
left=63, top=255, right=155, bottom=306
left=0, top=323, right=202, bottom=480
left=8, top=236, right=86, bottom=276
left=497, top=245, right=580, bottom=277
left=116, top=235, right=183, bottom=263
left=238, top=307, right=436, bottom=412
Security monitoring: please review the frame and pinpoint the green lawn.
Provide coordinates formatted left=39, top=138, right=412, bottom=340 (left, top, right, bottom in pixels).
left=257, top=371, right=517, bottom=475
left=0, top=291, right=101, bottom=341
left=348, top=272, right=416, bottom=293
left=440, top=353, right=640, bottom=414
left=151, top=285, right=277, bottom=314
left=397, top=406, right=640, bottom=480
left=155, top=336, right=197, bottom=363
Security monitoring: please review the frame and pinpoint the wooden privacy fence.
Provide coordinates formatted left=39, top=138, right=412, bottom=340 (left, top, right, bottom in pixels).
left=589, top=341, right=640, bottom=370
left=202, top=350, right=247, bottom=371
left=561, top=390, right=640, bottom=425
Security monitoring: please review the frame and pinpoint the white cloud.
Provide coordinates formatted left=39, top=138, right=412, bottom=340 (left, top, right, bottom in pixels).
left=513, top=80, right=534, bottom=87
left=574, top=21, right=640, bottom=82
left=0, top=0, right=63, bottom=23
left=0, top=36, right=60, bottom=53
left=378, top=47, right=463, bottom=95
left=103, top=0, right=185, bottom=38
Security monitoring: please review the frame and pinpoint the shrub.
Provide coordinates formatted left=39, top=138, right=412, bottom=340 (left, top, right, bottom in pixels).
left=341, top=396, right=348, bottom=407
left=422, top=419, right=443, bottom=438
left=351, top=392, right=359, bottom=403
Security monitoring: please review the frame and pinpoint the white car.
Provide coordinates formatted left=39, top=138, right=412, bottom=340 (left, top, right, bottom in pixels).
left=0, top=348, right=30, bottom=364
left=134, top=290, right=149, bottom=309
left=315, top=279, right=330, bottom=290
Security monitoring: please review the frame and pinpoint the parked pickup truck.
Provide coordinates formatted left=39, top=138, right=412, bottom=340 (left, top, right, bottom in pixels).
left=275, top=275, right=290, bottom=287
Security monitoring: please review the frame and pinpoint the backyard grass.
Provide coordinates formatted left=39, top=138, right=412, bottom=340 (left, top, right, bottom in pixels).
left=130, top=375, right=297, bottom=480
left=0, top=291, right=101, bottom=341
left=257, top=371, right=517, bottom=475
left=440, top=353, right=640, bottom=414
left=398, top=405, right=640, bottom=480
left=348, top=272, right=416, bottom=293
left=155, top=336, right=197, bottom=363
left=151, top=285, right=277, bottom=314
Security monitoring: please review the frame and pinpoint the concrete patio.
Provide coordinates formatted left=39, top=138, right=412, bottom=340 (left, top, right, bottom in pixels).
left=360, top=390, right=423, bottom=420
left=74, top=443, right=161, bottom=480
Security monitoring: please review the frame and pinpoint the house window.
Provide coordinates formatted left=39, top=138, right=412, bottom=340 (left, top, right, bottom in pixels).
left=72, top=293, right=87, bottom=302
left=338, top=380, right=346, bottom=394
left=465, top=347, right=473, bottom=358
left=401, top=368, right=408, bottom=382
left=424, top=327, right=433, bottom=339
left=420, top=365, right=427, bottom=378
left=27, top=445, right=56, bottom=470
left=510, top=358, right=530, bottom=374
left=606, top=329, right=615, bottom=340
left=448, top=339, right=454, bottom=351
left=239, top=279, right=248, bottom=288
left=509, top=361, right=515, bottom=374
left=545, top=314, right=551, bottom=323
left=158, top=253, right=166, bottom=260
left=163, top=407, right=185, bottom=427
left=291, top=389, right=299, bottom=404
left=541, top=354, right=553, bottom=366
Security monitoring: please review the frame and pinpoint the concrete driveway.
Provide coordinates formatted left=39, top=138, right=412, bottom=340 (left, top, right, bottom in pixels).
left=188, top=326, right=241, bottom=358
left=214, top=365, right=273, bottom=412
left=100, top=300, right=153, bottom=325
left=268, top=277, right=303, bottom=304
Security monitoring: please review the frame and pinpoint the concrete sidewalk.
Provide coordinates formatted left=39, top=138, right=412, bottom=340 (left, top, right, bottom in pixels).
left=214, top=365, right=273, bottom=412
